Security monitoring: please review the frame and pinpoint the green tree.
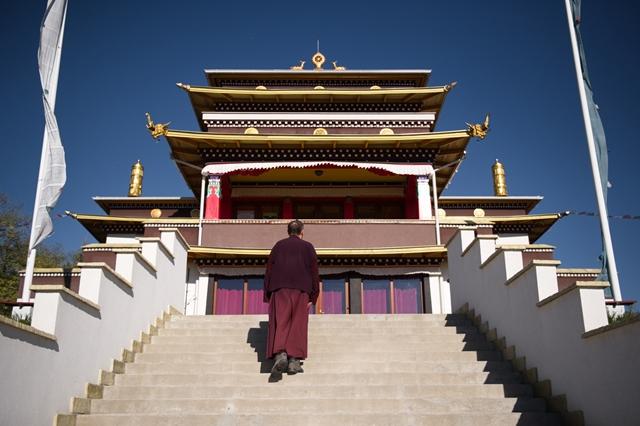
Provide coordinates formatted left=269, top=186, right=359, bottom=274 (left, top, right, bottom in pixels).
left=0, top=194, right=78, bottom=317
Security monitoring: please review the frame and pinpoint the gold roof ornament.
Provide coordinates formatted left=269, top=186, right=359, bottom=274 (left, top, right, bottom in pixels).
left=332, top=61, right=346, bottom=71
left=312, top=51, right=326, bottom=70
left=379, top=128, right=395, bottom=135
left=255, top=85, right=267, bottom=90
left=492, top=159, right=508, bottom=196
left=150, top=208, right=162, bottom=218
left=128, top=160, right=144, bottom=197
left=290, top=60, right=305, bottom=70
left=313, top=127, right=328, bottom=135
left=244, top=127, right=259, bottom=135
left=444, top=81, right=458, bottom=92
left=145, top=112, right=170, bottom=140
left=466, top=113, right=490, bottom=139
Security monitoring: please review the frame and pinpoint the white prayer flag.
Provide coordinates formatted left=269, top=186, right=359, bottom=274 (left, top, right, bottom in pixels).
left=29, top=0, right=68, bottom=250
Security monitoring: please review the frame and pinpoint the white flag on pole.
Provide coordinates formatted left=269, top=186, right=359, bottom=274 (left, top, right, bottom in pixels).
left=29, top=0, right=68, bottom=250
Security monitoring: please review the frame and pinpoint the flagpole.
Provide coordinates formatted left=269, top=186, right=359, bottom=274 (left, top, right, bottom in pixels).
left=564, top=0, right=622, bottom=301
left=21, top=0, right=68, bottom=303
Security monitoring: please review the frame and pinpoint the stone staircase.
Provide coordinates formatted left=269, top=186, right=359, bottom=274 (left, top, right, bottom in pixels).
left=74, top=314, right=562, bottom=425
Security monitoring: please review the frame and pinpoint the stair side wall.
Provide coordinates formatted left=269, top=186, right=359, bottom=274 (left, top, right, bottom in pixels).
left=447, top=227, right=640, bottom=425
left=0, top=229, right=188, bottom=426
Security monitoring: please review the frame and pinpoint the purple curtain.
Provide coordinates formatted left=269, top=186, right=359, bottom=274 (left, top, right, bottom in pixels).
left=394, top=286, right=418, bottom=314
left=323, top=291, right=343, bottom=314
left=363, top=288, right=388, bottom=313
left=215, top=287, right=243, bottom=315
left=246, top=289, right=269, bottom=314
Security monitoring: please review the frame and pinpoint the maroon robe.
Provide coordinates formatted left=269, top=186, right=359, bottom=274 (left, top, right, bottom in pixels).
left=264, top=235, right=319, bottom=359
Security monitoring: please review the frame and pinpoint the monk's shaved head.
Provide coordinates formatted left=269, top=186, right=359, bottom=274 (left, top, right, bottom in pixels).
left=287, top=220, right=304, bottom=236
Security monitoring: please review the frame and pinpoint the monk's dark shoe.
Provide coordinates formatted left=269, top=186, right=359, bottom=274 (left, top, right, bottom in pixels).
left=287, top=357, right=304, bottom=374
left=271, top=352, right=288, bottom=374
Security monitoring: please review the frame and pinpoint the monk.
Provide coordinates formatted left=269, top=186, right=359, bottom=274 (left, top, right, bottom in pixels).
left=264, top=220, right=319, bottom=374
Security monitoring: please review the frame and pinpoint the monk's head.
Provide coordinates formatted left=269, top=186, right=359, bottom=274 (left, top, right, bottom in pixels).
left=287, top=220, right=304, bottom=238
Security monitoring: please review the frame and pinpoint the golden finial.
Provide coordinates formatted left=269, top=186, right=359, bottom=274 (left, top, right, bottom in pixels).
left=145, top=112, right=170, bottom=140
left=128, top=160, right=144, bottom=197
left=290, top=60, right=305, bottom=70
left=444, top=81, right=458, bottom=92
left=332, top=61, right=346, bottom=71
left=312, top=52, right=326, bottom=70
left=492, top=159, right=508, bottom=196
left=176, top=82, right=191, bottom=91
left=466, top=113, right=490, bottom=139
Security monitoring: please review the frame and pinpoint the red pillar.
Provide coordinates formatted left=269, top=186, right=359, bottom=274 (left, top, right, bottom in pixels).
left=204, top=175, right=222, bottom=219
left=404, top=176, right=419, bottom=219
left=344, top=197, right=354, bottom=219
left=282, top=198, right=293, bottom=219
left=220, top=175, right=232, bottom=219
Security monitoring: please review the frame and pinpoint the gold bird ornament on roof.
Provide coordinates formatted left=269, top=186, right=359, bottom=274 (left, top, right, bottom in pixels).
left=146, top=112, right=170, bottom=140
left=466, top=113, right=490, bottom=140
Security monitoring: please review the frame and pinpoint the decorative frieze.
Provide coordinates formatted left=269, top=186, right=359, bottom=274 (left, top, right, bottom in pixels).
left=214, top=102, right=423, bottom=113
left=214, top=79, right=419, bottom=88
left=195, top=256, right=443, bottom=267
left=204, top=119, right=433, bottom=129
left=197, top=147, right=437, bottom=163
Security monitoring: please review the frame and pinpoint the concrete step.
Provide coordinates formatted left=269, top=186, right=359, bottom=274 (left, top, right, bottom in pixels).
left=165, top=322, right=473, bottom=331
left=170, top=314, right=466, bottom=322
left=125, top=360, right=514, bottom=375
left=142, top=341, right=496, bottom=353
left=103, top=383, right=533, bottom=400
left=135, top=349, right=503, bottom=364
left=90, top=396, right=547, bottom=414
left=114, top=371, right=523, bottom=387
left=157, top=325, right=481, bottom=337
left=150, top=333, right=489, bottom=345
left=75, top=412, right=563, bottom=426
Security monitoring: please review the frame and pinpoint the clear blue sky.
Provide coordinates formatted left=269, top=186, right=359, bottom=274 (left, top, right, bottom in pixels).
left=1, top=1, right=638, bottom=303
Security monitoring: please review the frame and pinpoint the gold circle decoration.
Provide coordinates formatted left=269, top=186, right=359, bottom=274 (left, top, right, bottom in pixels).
left=370, top=85, right=381, bottom=90
left=244, top=127, right=259, bottom=135
left=255, top=85, right=267, bottom=90
left=473, top=208, right=486, bottom=218
left=379, top=128, right=395, bottom=135
left=437, top=208, right=447, bottom=218
left=313, top=127, right=328, bottom=135
left=312, top=52, right=326, bottom=70
left=150, top=208, right=162, bottom=219
left=313, top=85, right=325, bottom=90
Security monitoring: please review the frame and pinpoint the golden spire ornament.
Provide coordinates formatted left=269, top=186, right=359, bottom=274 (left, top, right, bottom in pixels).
left=128, top=160, right=144, bottom=197
left=492, top=159, right=508, bottom=196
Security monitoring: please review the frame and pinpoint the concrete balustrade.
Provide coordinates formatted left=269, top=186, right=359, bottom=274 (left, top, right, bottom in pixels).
left=446, top=227, right=640, bottom=425
left=0, top=228, right=189, bottom=426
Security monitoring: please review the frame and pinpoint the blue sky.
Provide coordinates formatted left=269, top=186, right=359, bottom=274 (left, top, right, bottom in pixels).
left=1, top=1, right=639, bottom=302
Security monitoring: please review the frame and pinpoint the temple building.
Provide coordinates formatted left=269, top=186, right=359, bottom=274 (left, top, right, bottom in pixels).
left=9, top=51, right=638, bottom=426
left=57, top=51, right=566, bottom=316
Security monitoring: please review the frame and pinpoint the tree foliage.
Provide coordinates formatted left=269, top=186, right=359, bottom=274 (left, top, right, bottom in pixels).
left=0, top=194, right=78, bottom=316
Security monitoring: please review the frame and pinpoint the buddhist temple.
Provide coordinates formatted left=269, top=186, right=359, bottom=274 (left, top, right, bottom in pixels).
left=60, top=51, right=563, bottom=316
left=5, top=51, right=639, bottom=426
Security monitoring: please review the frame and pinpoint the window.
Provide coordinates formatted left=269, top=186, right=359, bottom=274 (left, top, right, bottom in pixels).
left=246, top=278, right=269, bottom=314
left=234, top=202, right=281, bottom=219
left=393, top=278, right=422, bottom=314
left=355, top=201, right=404, bottom=219
left=320, top=278, right=347, bottom=314
left=362, top=279, right=391, bottom=314
left=294, top=201, right=343, bottom=219
left=214, top=278, right=244, bottom=315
